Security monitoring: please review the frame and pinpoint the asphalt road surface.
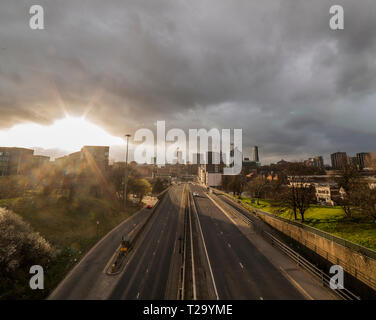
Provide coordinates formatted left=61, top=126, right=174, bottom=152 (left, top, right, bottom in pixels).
left=190, top=184, right=304, bottom=300
left=50, top=183, right=330, bottom=300
left=49, top=185, right=184, bottom=300
left=108, top=185, right=184, bottom=299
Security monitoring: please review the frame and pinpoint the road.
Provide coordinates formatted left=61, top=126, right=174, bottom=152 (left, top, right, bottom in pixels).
left=190, top=184, right=304, bottom=300
left=50, top=183, right=333, bottom=300
left=108, top=184, right=185, bottom=299
left=49, top=185, right=185, bottom=300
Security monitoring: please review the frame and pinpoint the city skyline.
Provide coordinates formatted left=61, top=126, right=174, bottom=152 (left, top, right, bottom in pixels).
left=1, top=1, right=376, bottom=165
left=1, top=1, right=376, bottom=303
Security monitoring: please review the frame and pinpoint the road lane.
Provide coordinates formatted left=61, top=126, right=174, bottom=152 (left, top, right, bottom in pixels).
left=109, top=185, right=184, bottom=299
left=50, top=185, right=183, bottom=300
left=190, top=184, right=304, bottom=300
left=49, top=204, right=154, bottom=300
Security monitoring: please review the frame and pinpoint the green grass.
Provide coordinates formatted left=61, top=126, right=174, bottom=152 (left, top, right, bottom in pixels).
left=0, top=195, right=140, bottom=299
left=239, top=197, right=274, bottom=211
left=234, top=195, right=376, bottom=251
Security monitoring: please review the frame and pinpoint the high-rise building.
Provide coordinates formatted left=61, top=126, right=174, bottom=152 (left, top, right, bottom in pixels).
left=331, top=152, right=348, bottom=170
left=252, top=146, right=259, bottom=162
left=0, top=147, right=34, bottom=176
left=314, top=156, right=324, bottom=168
left=357, top=152, right=371, bottom=169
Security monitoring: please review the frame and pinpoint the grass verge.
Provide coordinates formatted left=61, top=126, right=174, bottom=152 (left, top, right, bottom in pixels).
left=234, top=195, right=376, bottom=251
left=0, top=195, right=139, bottom=299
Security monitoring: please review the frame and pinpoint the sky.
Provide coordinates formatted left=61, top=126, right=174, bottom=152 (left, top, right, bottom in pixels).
left=0, top=0, right=375, bottom=164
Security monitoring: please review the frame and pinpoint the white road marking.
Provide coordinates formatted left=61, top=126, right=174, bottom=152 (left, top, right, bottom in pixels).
left=192, top=190, right=220, bottom=300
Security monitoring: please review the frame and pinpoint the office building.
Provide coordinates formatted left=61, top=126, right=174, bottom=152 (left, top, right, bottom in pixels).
left=331, top=152, right=348, bottom=170
left=357, top=152, right=371, bottom=169
left=252, top=146, right=259, bottom=162
left=0, top=147, right=34, bottom=176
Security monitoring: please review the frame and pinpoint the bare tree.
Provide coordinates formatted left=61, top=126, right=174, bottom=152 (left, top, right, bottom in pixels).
left=356, top=183, right=376, bottom=222
left=221, top=175, right=246, bottom=196
left=274, top=163, right=316, bottom=221
left=295, top=183, right=315, bottom=222
left=247, top=175, right=269, bottom=205
left=335, top=164, right=361, bottom=218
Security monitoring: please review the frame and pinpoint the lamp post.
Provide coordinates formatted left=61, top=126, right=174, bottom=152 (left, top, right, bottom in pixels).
left=123, top=134, right=131, bottom=208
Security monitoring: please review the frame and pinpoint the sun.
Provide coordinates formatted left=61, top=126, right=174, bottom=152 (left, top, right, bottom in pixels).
left=0, top=117, right=124, bottom=151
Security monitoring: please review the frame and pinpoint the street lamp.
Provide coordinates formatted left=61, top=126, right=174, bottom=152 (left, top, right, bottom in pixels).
left=123, top=134, right=131, bottom=208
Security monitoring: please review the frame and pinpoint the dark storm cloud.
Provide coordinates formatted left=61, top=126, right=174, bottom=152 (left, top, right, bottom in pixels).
left=0, top=0, right=375, bottom=163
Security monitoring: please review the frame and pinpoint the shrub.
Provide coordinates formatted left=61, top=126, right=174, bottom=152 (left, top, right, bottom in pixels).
left=0, top=208, right=53, bottom=279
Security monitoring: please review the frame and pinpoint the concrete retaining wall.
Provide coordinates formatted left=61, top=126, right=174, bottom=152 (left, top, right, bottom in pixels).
left=256, top=210, right=376, bottom=291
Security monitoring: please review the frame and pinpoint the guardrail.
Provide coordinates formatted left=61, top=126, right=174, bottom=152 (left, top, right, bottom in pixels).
left=213, top=192, right=361, bottom=300
left=107, top=187, right=171, bottom=275
left=225, top=196, right=376, bottom=292
left=263, top=231, right=360, bottom=300
left=229, top=195, right=376, bottom=261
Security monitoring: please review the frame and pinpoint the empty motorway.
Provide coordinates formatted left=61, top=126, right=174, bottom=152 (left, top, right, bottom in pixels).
left=49, top=183, right=335, bottom=300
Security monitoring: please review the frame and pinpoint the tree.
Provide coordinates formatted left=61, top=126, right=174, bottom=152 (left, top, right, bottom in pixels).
left=247, top=175, right=269, bottom=205
left=152, top=178, right=168, bottom=195
left=295, top=183, right=315, bottom=222
left=222, top=175, right=247, bottom=196
left=108, top=165, right=128, bottom=201
left=335, top=164, right=361, bottom=218
left=62, top=174, right=76, bottom=201
left=356, top=183, right=376, bottom=222
left=0, top=176, right=27, bottom=199
left=128, top=178, right=152, bottom=204
left=0, top=208, right=53, bottom=281
left=273, top=184, right=298, bottom=220
left=221, top=175, right=232, bottom=193
left=275, top=162, right=316, bottom=221
left=231, top=175, right=247, bottom=196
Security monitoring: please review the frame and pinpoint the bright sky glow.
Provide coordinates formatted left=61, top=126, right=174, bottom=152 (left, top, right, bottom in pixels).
left=0, top=117, right=124, bottom=151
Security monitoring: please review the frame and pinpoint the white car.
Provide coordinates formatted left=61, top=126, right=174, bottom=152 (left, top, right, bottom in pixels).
left=193, top=192, right=199, bottom=197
